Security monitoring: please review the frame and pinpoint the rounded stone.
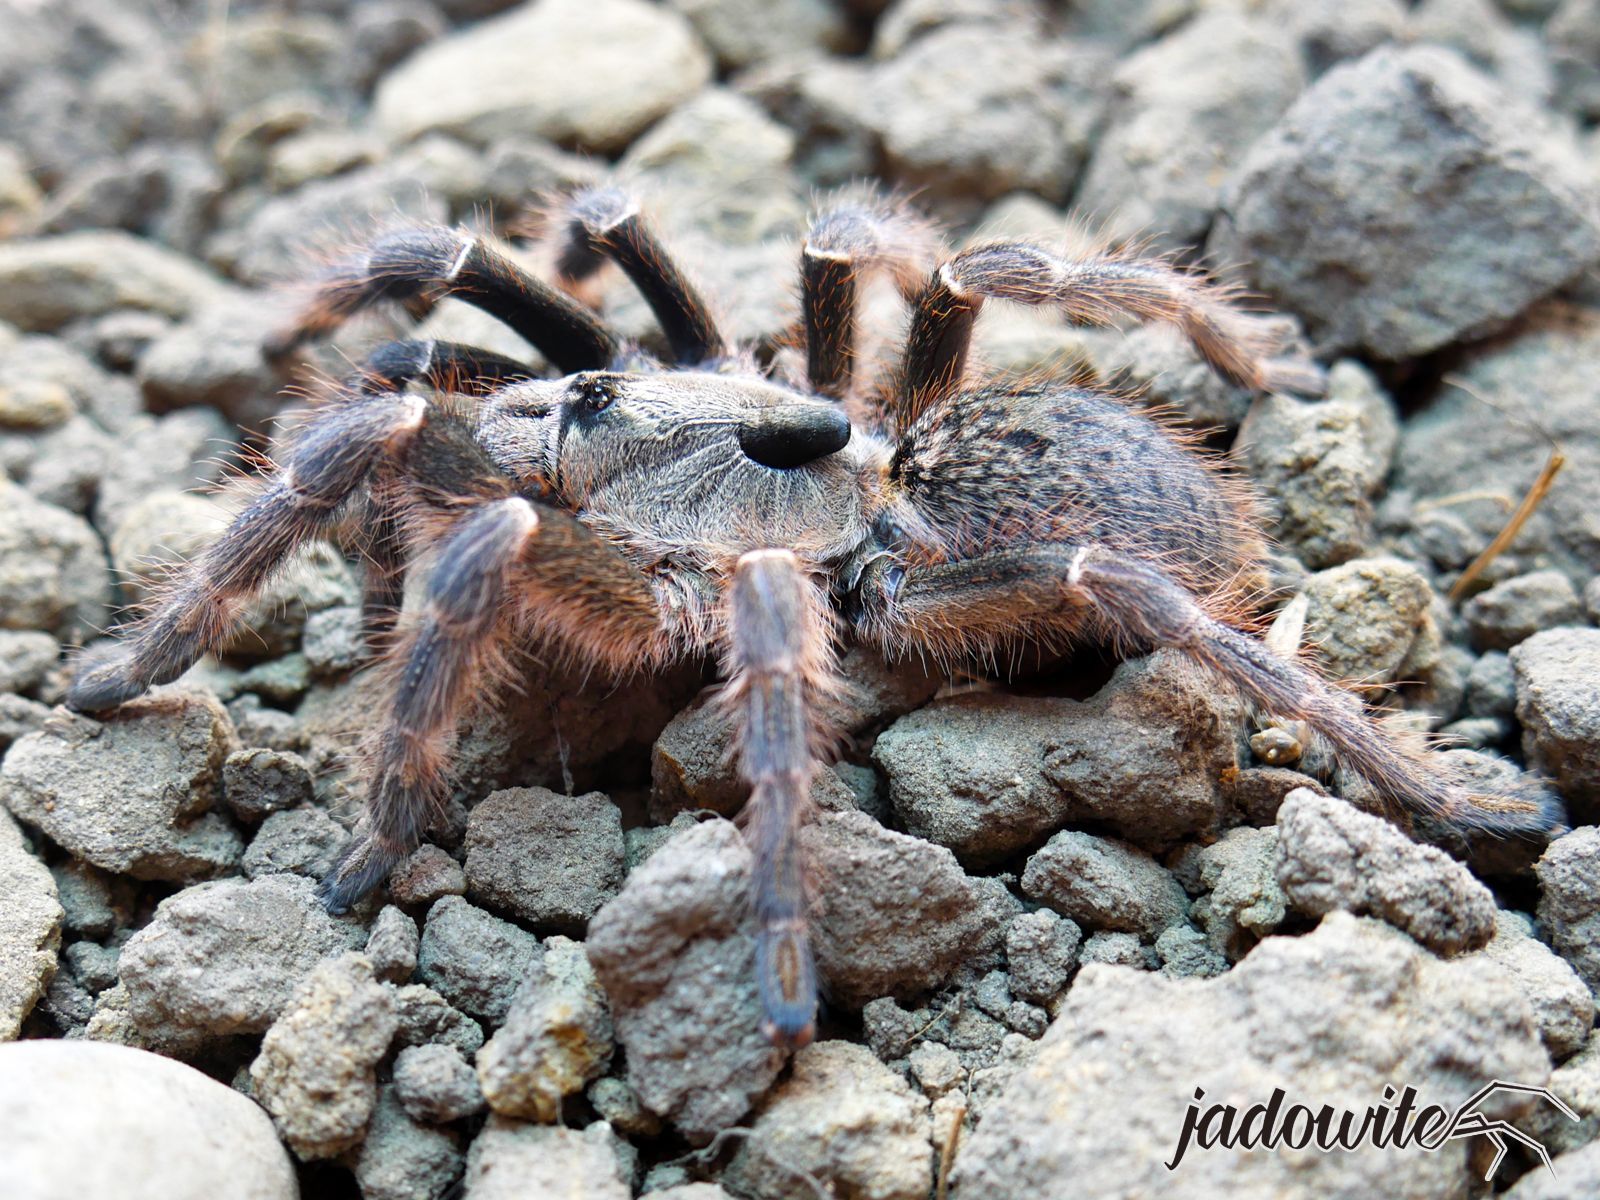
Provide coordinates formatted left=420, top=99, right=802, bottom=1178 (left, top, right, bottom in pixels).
left=0, top=1040, right=296, bottom=1200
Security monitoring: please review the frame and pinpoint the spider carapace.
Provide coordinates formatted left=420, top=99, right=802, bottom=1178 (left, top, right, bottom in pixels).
left=68, top=187, right=1564, bottom=1048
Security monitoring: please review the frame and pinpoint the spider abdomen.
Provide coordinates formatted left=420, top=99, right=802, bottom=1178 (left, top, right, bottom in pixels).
left=888, top=382, right=1265, bottom=610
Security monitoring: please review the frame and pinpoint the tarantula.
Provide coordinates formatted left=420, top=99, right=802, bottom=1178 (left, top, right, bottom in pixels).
left=68, top=186, right=1563, bottom=1048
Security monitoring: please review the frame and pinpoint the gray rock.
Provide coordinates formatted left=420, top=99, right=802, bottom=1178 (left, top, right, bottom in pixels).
left=394, top=1043, right=485, bottom=1124
left=1398, top=304, right=1600, bottom=588
left=954, top=914, right=1551, bottom=1198
left=804, top=809, right=1001, bottom=1007
left=1465, top=570, right=1584, bottom=651
left=1535, top=826, right=1600, bottom=994
left=0, top=809, right=61, bottom=1039
left=724, top=1041, right=933, bottom=1200
left=352, top=1085, right=464, bottom=1200
left=301, top=605, right=364, bottom=675
left=1530, top=1035, right=1600, bottom=1156
left=736, top=54, right=879, bottom=187
left=95, top=407, right=235, bottom=536
left=223, top=747, right=316, bottom=822
left=908, top=1038, right=964, bottom=1098
left=118, top=874, right=365, bottom=1052
left=464, top=787, right=625, bottom=935
left=0, top=1040, right=296, bottom=1200
left=1155, top=923, right=1228, bottom=979
left=1548, top=0, right=1600, bottom=120
left=587, top=1076, right=661, bottom=1138
left=1479, top=910, right=1594, bottom=1059
left=344, top=1, right=448, bottom=97
left=1075, top=13, right=1304, bottom=252
left=875, top=649, right=1241, bottom=865
left=374, top=0, right=711, bottom=153
left=1513, top=629, right=1600, bottom=818
left=187, top=13, right=346, bottom=121
left=0, top=231, right=229, bottom=333
left=668, top=0, right=850, bottom=71
left=475, top=934, right=613, bottom=1121
left=105, top=489, right=220, bottom=605
left=1213, top=47, right=1600, bottom=358
left=1301, top=556, right=1438, bottom=695
left=50, top=859, right=133, bottom=940
left=242, top=806, right=348, bottom=880
left=389, top=844, right=467, bottom=908
left=1020, top=831, right=1188, bottom=939
left=1467, top=650, right=1518, bottom=721
left=1, top=692, right=243, bottom=883
left=391, top=983, right=486, bottom=1059
left=0, top=630, right=57, bottom=694
left=417, top=896, right=542, bottom=1025
left=873, top=0, right=1047, bottom=59
left=64, top=940, right=119, bottom=996
left=644, top=1186, right=733, bottom=1200
left=1262, top=0, right=1404, bottom=76
left=219, top=149, right=456, bottom=286
left=1504, top=1140, right=1600, bottom=1200
left=1005, top=909, right=1081, bottom=1006
left=367, top=905, right=420, bottom=985
left=1275, top=788, right=1497, bottom=954
left=586, top=819, right=785, bottom=1141
left=135, top=295, right=289, bottom=432
left=250, top=952, right=398, bottom=1160
left=864, top=25, right=1109, bottom=205
left=1188, top=826, right=1286, bottom=960
left=1409, top=0, right=1554, bottom=106
left=1235, top=361, right=1400, bottom=569
left=17, top=415, right=113, bottom=516
left=0, top=480, right=110, bottom=640
left=463, top=1119, right=631, bottom=1200
left=0, top=693, right=51, bottom=754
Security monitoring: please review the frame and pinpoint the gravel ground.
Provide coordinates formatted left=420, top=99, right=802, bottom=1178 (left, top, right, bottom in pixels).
left=1, top=1, right=1599, bottom=1198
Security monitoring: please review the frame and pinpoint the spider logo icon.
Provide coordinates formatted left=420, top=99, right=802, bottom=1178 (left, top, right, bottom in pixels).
left=1425, top=1081, right=1580, bottom=1181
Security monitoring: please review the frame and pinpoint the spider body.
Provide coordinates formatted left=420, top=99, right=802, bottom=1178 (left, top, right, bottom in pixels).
left=68, top=187, right=1564, bottom=1049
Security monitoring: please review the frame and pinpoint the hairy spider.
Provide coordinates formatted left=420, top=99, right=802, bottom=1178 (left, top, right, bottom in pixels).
left=67, top=186, right=1564, bottom=1048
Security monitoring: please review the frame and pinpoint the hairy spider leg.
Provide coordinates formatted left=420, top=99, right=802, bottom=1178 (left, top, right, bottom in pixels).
left=801, top=194, right=936, bottom=402
left=726, top=549, right=838, bottom=1049
left=323, top=490, right=668, bottom=912
left=67, top=393, right=432, bottom=712
left=346, top=339, right=536, bottom=644
left=266, top=226, right=617, bottom=374
left=899, top=243, right=1328, bottom=422
left=852, top=542, right=1565, bottom=839
left=554, top=186, right=729, bottom=367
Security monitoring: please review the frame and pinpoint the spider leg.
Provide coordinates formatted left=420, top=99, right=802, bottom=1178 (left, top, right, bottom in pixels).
left=353, top=338, right=533, bottom=398
left=726, top=549, right=839, bottom=1049
left=801, top=192, right=936, bottom=401
left=266, top=226, right=617, bottom=374
left=552, top=186, right=728, bottom=366
left=898, top=243, right=1326, bottom=421
left=322, top=497, right=670, bottom=911
left=67, top=393, right=434, bottom=712
left=344, top=339, right=535, bottom=644
left=851, top=543, right=1566, bottom=839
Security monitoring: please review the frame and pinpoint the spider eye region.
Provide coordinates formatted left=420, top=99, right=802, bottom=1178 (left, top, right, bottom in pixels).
left=570, top=374, right=618, bottom=414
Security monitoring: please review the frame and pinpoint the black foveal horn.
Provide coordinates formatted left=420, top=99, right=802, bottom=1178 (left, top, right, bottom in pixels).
left=737, top=405, right=852, bottom=469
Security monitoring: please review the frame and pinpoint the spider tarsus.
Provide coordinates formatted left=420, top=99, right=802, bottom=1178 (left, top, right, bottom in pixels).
left=317, top=836, right=403, bottom=915
left=729, top=550, right=835, bottom=1047
left=64, top=646, right=149, bottom=713
left=555, top=185, right=728, bottom=366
